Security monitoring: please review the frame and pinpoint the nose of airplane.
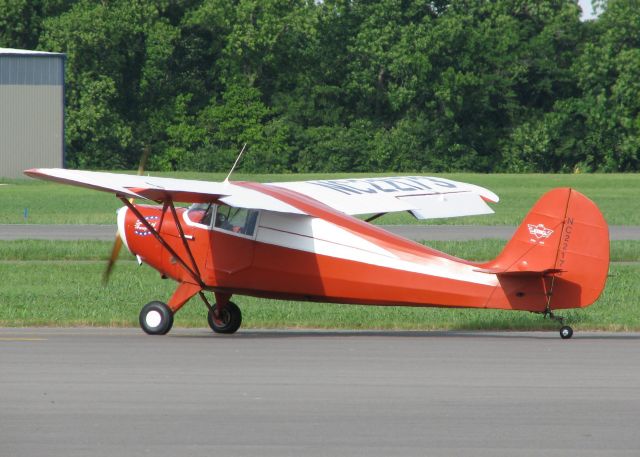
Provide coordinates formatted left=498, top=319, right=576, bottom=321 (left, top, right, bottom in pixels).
left=116, top=206, right=131, bottom=253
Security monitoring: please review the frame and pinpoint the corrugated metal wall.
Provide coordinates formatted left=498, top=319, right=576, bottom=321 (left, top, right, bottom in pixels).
left=0, top=54, right=64, bottom=178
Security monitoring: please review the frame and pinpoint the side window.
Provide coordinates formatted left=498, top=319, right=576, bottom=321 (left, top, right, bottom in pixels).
left=214, top=206, right=259, bottom=237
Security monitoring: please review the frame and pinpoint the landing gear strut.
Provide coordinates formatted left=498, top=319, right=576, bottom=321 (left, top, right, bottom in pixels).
left=541, top=275, right=573, bottom=339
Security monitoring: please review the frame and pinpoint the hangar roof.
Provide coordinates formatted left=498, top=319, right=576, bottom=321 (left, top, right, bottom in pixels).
left=0, top=47, right=64, bottom=57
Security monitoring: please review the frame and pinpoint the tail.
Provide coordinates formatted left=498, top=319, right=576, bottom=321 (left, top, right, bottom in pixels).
left=480, top=188, right=609, bottom=311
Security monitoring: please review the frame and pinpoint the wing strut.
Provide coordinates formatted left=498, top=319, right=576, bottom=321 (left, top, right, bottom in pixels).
left=119, top=197, right=205, bottom=289
left=167, top=200, right=203, bottom=280
left=364, top=213, right=386, bottom=223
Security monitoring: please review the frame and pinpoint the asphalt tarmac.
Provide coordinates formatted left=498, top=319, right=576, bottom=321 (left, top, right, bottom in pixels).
left=1, top=224, right=639, bottom=240
left=1, top=328, right=639, bottom=456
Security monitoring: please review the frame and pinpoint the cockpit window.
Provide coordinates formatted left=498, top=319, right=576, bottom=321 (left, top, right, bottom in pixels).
left=186, top=203, right=214, bottom=227
left=214, top=206, right=259, bottom=236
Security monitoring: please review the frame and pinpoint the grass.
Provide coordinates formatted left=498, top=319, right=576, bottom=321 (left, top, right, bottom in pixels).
left=3, top=172, right=640, bottom=225
left=0, top=239, right=637, bottom=330
left=0, top=260, right=637, bottom=331
left=0, top=240, right=127, bottom=261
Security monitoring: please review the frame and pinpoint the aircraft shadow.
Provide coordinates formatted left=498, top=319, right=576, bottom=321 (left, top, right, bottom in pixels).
left=173, top=329, right=640, bottom=340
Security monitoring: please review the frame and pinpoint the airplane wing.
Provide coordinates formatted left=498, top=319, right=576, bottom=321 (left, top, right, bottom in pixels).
left=269, top=176, right=499, bottom=219
left=25, top=169, right=498, bottom=220
left=24, top=168, right=305, bottom=215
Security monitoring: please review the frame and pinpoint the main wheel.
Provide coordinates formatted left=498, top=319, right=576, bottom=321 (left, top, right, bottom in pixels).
left=139, top=301, right=174, bottom=335
left=207, top=301, right=242, bottom=334
left=559, top=325, right=573, bottom=339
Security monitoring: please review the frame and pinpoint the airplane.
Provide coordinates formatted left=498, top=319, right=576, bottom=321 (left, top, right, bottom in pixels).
left=24, top=168, right=610, bottom=339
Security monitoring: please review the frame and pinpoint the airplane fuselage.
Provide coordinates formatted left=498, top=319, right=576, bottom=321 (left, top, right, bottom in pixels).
left=118, top=201, right=539, bottom=313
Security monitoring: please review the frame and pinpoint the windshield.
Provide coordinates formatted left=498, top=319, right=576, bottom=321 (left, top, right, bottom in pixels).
left=186, top=203, right=214, bottom=227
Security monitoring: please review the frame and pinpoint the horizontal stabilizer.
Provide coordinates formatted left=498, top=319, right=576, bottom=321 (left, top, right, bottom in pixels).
left=475, top=267, right=565, bottom=276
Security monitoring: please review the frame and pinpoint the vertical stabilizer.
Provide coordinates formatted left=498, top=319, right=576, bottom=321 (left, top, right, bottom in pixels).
left=481, top=188, right=609, bottom=310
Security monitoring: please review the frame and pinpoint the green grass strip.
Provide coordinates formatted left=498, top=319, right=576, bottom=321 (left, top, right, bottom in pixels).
left=0, top=240, right=128, bottom=261
left=0, top=261, right=637, bottom=331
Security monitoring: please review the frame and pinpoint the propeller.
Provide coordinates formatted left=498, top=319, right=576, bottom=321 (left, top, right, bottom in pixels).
left=103, top=147, right=150, bottom=284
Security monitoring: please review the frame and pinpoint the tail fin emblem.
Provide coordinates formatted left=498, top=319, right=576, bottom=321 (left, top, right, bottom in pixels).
left=528, top=223, right=554, bottom=243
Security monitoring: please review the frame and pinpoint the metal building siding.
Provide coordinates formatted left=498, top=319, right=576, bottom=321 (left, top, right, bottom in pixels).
left=0, top=55, right=64, bottom=85
left=0, top=52, right=64, bottom=178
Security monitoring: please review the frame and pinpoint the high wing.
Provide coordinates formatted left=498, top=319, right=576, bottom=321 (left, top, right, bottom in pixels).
left=269, top=176, right=499, bottom=219
left=24, top=168, right=304, bottom=214
left=25, top=169, right=498, bottom=220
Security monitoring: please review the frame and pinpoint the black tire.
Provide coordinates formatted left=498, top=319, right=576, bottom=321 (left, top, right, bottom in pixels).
left=559, top=325, right=573, bottom=340
left=139, top=301, right=174, bottom=335
left=207, top=301, right=242, bottom=334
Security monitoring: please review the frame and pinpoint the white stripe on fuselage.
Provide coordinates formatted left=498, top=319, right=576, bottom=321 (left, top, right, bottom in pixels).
left=255, top=212, right=497, bottom=286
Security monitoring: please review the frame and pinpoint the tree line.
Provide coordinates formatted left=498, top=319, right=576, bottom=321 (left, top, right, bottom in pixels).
left=1, top=0, right=639, bottom=173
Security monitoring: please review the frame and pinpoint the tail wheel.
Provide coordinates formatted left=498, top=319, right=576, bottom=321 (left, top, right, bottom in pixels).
left=559, top=325, right=573, bottom=340
left=140, top=301, right=174, bottom=335
left=207, top=301, right=242, bottom=334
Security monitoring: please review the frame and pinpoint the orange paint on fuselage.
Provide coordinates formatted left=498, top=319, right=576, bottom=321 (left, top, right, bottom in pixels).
left=121, top=205, right=526, bottom=312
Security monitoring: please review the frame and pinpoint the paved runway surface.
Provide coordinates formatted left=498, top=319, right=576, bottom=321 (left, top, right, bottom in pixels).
left=1, top=328, right=639, bottom=456
left=1, top=224, right=639, bottom=241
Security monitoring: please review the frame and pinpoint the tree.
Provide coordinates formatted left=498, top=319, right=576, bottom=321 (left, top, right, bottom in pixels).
left=567, top=0, right=640, bottom=171
left=0, top=0, right=74, bottom=49
left=0, top=0, right=633, bottom=173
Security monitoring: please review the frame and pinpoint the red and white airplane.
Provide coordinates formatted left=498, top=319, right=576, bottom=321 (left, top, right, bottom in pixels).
left=25, top=169, right=609, bottom=339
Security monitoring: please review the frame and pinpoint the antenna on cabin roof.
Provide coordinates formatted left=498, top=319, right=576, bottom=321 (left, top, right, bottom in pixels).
left=225, top=143, right=248, bottom=183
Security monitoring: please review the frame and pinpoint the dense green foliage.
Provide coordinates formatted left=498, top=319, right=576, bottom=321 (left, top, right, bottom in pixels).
left=2, top=0, right=639, bottom=172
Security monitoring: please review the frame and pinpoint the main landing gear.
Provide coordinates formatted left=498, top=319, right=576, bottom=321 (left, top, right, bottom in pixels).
left=138, top=295, right=242, bottom=336
left=139, top=301, right=174, bottom=335
left=207, top=301, right=242, bottom=334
